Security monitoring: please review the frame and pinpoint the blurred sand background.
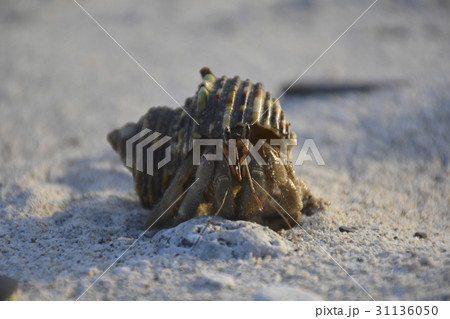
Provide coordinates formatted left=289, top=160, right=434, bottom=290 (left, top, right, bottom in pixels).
left=0, top=0, right=449, bottom=300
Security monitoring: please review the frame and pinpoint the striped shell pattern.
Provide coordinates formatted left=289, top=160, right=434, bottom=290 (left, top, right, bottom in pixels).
left=107, top=67, right=324, bottom=230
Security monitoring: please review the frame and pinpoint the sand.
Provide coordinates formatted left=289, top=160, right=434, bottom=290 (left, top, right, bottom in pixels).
left=0, top=0, right=449, bottom=300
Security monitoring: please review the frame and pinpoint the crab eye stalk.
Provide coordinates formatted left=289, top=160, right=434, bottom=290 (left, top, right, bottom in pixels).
left=223, top=126, right=231, bottom=141
left=242, top=123, right=251, bottom=139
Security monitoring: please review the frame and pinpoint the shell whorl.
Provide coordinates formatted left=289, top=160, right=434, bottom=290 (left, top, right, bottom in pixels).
left=184, top=67, right=290, bottom=141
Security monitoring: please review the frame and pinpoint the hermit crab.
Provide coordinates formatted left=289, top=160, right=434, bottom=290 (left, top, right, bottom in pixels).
left=107, top=67, right=326, bottom=231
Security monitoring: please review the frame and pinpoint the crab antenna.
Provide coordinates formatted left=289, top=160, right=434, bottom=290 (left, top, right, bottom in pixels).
left=238, top=141, right=250, bottom=166
left=223, top=137, right=242, bottom=181
left=235, top=143, right=242, bottom=181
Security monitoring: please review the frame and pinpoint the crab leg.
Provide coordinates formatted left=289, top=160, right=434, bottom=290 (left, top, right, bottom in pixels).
left=192, top=189, right=229, bottom=249
left=234, top=136, right=263, bottom=211
left=144, top=158, right=194, bottom=229
left=252, top=178, right=299, bottom=248
left=174, top=153, right=215, bottom=225
left=212, top=160, right=235, bottom=220
left=242, top=163, right=263, bottom=211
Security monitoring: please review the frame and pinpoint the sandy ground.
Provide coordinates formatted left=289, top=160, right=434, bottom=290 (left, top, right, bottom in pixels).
left=0, top=0, right=449, bottom=300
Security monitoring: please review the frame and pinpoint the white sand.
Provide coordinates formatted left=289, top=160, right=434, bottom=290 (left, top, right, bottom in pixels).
left=0, top=0, right=449, bottom=300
